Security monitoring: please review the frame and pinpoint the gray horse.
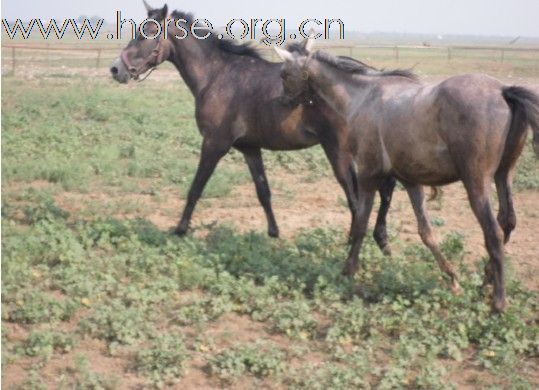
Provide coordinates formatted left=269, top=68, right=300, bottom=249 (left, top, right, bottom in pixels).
left=275, top=43, right=539, bottom=312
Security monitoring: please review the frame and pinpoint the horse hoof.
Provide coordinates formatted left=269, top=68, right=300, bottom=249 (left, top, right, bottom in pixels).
left=342, top=262, right=358, bottom=277
left=268, top=227, right=279, bottom=238
left=481, top=278, right=493, bottom=289
left=450, top=282, right=462, bottom=296
left=492, top=297, right=507, bottom=313
left=173, top=226, right=188, bottom=236
left=381, top=245, right=392, bottom=257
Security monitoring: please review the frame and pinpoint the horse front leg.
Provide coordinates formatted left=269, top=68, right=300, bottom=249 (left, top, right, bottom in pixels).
left=342, top=184, right=375, bottom=276
left=319, top=143, right=359, bottom=242
left=174, top=137, right=231, bottom=236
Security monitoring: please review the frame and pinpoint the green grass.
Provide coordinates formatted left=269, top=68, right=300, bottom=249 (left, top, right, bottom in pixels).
left=208, top=342, right=286, bottom=383
left=1, top=68, right=538, bottom=387
left=1, top=194, right=538, bottom=388
left=0, top=77, right=331, bottom=197
left=134, top=334, right=189, bottom=388
left=515, top=137, right=539, bottom=190
left=2, top=74, right=537, bottom=197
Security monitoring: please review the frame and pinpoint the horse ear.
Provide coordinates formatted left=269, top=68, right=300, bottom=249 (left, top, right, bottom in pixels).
left=159, top=4, right=168, bottom=20
left=299, top=36, right=315, bottom=54
left=143, top=0, right=154, bottom=14
left=144, top=1, right=167, bottom=21
left=274, top=46, right=294, bottom=62
left=305, top=29, right=316, bottom=52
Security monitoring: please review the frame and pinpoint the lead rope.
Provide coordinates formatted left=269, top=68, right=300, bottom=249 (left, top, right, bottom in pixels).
left=136, top=66, right=157, bottom=82
left=136, top=20, right=168, bottom=83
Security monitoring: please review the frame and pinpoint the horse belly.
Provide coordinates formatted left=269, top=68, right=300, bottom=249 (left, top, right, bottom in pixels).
left=391, top=143, right=459, bottom=185
left=242, top=123, right=319, bottom=150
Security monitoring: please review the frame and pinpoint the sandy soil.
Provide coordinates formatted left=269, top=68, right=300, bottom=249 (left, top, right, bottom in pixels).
left=54, top=172, right=538, bottom=292
left=3, top=75, right=538, bottom=390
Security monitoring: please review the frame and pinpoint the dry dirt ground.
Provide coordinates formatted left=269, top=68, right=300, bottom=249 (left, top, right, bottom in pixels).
left=3, top=79, right=538, bottom=390
left=5, top=172, right=537, bottom=389
left=55, top=171, right=539, bottom=293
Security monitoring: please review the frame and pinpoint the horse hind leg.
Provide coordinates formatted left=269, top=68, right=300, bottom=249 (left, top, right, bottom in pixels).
left=373, top=176, right=396, bottom=256
left=405, top=184, right=461, bottom=294
left=464, top=178, right=506, bottom=312
left=241, top=147, right=279, bottom=238
left=494, top=168, right=517, bottom=244
left=495, top=98, right=528, bottom=243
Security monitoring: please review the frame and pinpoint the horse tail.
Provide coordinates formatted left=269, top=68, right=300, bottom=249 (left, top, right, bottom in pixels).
left=502, top=86, right=539, bottom=158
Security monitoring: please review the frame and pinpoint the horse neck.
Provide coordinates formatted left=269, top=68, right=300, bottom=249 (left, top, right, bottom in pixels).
left=166, top=30, right=222, bottom=95
left=308, top=60, right=371, bottom=117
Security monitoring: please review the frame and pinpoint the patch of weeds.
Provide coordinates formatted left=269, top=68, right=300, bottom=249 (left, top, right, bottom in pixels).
left=430, top=216, right=445, bottom=227
left=4, top=290, right=77, bottom=324
left=17, top=330, right=75, bottom=360
left=38, top=160, right=92, bottom=191
left=287, top=363, right=369, bottom=389
left=172, top=296, right=234, bottom=326
left=23, top=196, right=70, bottom=224
left=80, top=217, right=167, bottom=249
left=515, top=139, right=539, bottom=190
left=269, top=299, right=317, bottom=339
left=326, top=298, right=368, bottom=344
left=80, top=217, right=131, bottom=248
left=208, top=343, right=285, bottom=382
left=129, top=218, right=168, bottom=247
left=9, top=365, right=47, bottom=390
left=57, top=355, right=120, bottom=389
left=134, top=334, right=189, bottom=388
left=118, top=143, right=136, bottom=159
left=441, top=232, right=465, bottom=260
left=359, top=255, right=440, bottom=302
left=413, top=362, right=453, bottom=389
left=377, top=362, right=410, bottom=390
left=78, top=300, right=152, bottom=352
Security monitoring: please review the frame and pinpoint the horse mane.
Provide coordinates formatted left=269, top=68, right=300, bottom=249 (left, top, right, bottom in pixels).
left=170, top=10, right=263, bottom=60
left=311, top=50, right=418, bottom=81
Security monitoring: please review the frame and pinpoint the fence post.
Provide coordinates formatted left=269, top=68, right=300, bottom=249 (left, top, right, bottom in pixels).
left=96, top=49, right=102, bottom=68
left=500, top=49, right=505, bottom=63
left=46, top=42, right=50, bottom=68
left=394, top=46, right=399, bottom=62
left=447, top=47, right=452, bottom=62
left=11, top=47, right=16, bottom=73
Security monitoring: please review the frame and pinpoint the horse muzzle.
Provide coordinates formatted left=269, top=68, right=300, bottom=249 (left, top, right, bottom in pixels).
left=110, top=57, right=130, bottom=84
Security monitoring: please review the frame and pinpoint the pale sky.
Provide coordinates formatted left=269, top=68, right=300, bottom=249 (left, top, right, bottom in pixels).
left=2, top=0, right=539, bottom=37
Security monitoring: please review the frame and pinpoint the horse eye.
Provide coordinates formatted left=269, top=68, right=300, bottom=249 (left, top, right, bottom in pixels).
left=280, top=70, right=288, bottom=79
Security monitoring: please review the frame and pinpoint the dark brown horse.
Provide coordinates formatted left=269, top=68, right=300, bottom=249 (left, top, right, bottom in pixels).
left=275, top=43, right=539, bottom=312
left=110, top=2, right=396, bottom=253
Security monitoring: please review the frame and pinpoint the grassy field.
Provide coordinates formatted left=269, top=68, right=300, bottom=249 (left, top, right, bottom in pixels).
left=1, top=53, right=539, bottom=389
